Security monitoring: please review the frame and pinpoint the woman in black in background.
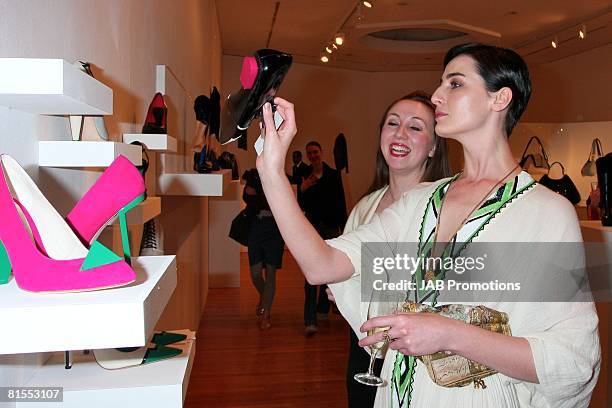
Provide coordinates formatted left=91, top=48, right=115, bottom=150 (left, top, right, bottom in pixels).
left=242, top=169, right=285, bottom=330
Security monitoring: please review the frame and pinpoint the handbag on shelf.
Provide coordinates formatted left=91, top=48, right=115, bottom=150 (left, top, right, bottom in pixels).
left=228, top=208, right=252, bottom=246
left=519, top=136, right=550, bottom=170
left=539, top=161, right=581, bottom=205
left=581, top=138, right=603, bottom=177
left=401, top=302, right=511, bottom=389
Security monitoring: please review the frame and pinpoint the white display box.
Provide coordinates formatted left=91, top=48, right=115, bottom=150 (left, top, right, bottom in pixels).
left=111, top=197, right=161, bottom=226
left=0, top=58, right=112, bottom=115
left=39, top=141, right=142, bottom=167
left=0, top=256, right=177, bottom=355
left=122, top=134, right=177, bottom=152
left=19, top=339, right=195, bottom=408
left=157, top=169, right=231, bottom=197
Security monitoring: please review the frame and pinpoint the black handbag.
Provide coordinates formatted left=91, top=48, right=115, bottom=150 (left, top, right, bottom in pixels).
left=229, top=208, right=252, bottom=246
left=539, top=162, right=581, bottom=205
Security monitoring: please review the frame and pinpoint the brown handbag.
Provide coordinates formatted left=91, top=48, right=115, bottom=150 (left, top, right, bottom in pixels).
left=401, top=302, right=512, bottom=389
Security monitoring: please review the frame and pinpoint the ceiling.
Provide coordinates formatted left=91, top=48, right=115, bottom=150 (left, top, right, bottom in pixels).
left=216, top=0, right=612, bottom=71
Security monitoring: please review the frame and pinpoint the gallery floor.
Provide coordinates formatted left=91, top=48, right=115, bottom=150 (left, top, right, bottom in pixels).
left=185, top=251, right=350, bottom=407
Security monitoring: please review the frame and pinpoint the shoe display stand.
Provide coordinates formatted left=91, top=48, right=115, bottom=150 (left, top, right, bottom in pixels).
left=123, top=133, right=178, bottom=153
left=209, top=180, right=242, bottom=287
left=0, top=58, right=112, bottom=115
left=17, top=336, right=195, bottom=408
left=580, top=221, right=612, bottom=406
left=38, top=141, right=143, bottom=167
left=157, top=169, right=231, bottom=196
left=0, top=256, right=177, bottom=354
left=0, top=58, right=195, bottom=408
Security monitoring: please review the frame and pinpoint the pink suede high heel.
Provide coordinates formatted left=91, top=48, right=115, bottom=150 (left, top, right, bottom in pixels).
left=66, top=155, right=146, bottom=262
left=0, top=155, right=136, bottom=292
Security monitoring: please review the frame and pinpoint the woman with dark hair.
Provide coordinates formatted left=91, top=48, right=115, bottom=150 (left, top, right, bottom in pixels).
left=328, top=90, right=450, bottom=407
left=256, top=43, right=599, bottom=407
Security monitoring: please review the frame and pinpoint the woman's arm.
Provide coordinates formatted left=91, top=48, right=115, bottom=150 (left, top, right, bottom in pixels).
left=256, top=99, right=354, bottom=284
left=360, top=313, right=538, bottom=383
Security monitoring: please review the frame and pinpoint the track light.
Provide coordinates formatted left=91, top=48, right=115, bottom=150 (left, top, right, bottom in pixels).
left=551, top=37, right=558, bottom=49
left=325, top=46, right=333, bottom=54
left=332, top=43, right=338, bottom=50
left=579, top=23, right=587, bottom=39
left=320, top=55, right=329, bottom=63
left=363, top=1, right=373, bottom=7
left=334, top=33, right=345, bottom=46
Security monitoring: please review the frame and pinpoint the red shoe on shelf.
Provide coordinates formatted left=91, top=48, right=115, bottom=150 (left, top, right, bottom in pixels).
left=142, top=92, right=167, bottom=134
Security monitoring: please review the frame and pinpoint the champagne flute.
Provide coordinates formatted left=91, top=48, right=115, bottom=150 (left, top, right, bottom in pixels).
left=354, top=288, right=404, bottom=386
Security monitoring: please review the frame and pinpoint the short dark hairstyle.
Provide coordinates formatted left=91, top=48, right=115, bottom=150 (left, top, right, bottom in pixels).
left=306, top=141, right=322, bottom=150
left=365, top=91, right=451, bottom=196
left=443, top=43, right=532, bottom=136
left=292, top=150, right=302, bottom=158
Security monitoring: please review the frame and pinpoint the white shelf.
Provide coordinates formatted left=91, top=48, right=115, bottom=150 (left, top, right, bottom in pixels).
left=0, top=256, right=177, bottom=355
left=111, top=197, right=161, bottom=226
left=39, top=141, right=142, bottom=167
left=122, top=133, right=177, bottom=152
left=20, top=339, right=195, bottom=408
left=157, top=169, right=231, bottom=197
left=0, top=58, right=112, bottom=115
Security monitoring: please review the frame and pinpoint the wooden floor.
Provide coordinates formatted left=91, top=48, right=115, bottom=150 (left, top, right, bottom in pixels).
left=184, top=251, right=350, bottom=407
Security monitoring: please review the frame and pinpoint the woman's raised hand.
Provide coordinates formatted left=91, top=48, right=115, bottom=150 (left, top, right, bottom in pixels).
left=256, top=97, right=297, bottom=178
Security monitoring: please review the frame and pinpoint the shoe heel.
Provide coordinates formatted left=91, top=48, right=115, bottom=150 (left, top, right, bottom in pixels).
left=117, top=193, right=147, bottom=263
left=0, top=240, right=12, bottom=284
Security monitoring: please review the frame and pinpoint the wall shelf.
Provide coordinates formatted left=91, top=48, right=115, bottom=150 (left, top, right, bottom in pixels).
left=20, top=338, right=195, bottom=408
left=111, top=197, right=161, bottom=226
left=123, top=133, right=177, bottom=152
left=39, top=141, right=142, bottom=167
left=157, top=169, right=231, bottom=197
left=0, top=58, right=112, bottom=115
left=0, top=256, right=177, bottom=355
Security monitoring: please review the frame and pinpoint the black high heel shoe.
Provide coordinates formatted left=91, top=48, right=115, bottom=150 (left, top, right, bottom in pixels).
left=219, top=49, right=292, bottom=144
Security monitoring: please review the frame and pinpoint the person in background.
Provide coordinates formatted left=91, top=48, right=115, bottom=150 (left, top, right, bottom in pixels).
left=298, top=141, right=347, bottom=335
left=242, top=169, right=284, bottom=331
left=330, top=91, right=450, bottom=407
left=290, top=150, right=309, bottom=187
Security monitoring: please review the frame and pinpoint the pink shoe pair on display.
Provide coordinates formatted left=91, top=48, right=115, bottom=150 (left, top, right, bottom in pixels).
left=0, top=154, right=146, bottom=293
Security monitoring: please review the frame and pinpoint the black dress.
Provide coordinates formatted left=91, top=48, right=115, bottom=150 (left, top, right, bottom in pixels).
left=243, top=187, right=284, bottom=268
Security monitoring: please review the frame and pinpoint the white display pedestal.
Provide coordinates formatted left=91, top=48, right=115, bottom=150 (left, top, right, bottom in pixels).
left=0, top=58, right=112, bottom=115
left=19, top=339, right=195, bottom=408
left=39, top=141, right=142, bottom=167
left=0, top=256, right=177, bottom=355
left=157, top=170, right=231, bottom=197
left=209, top=180, right=242, bottom=288
left=123, top=134, right=177, bottom=152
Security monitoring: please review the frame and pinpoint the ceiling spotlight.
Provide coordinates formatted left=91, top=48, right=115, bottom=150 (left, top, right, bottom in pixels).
left=325, top=46, right=333, bottom=54
left=334, top=33, right=345, bottom=46
left=332, top=43, right=338, bottom=50
left=551, top=37, right=558, bottom=49
left=579, top=23, right=587, bottom=39
left=363, top=1, right=373, bottom=7
left=320, top=55, right=329, bottom=63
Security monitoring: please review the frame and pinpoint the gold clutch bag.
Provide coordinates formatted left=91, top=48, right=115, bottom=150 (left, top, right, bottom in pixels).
left=401, top=302, right=512, bottom=389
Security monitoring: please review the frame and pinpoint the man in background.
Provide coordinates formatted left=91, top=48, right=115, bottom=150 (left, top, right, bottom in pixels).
left=297, top=141, right=347, bottom=335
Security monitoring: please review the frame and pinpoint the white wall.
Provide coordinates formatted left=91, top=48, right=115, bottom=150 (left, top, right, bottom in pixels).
left=0, top=0, right=221, bottom=398
left=222, top=43, right=610, bottom=209
left=512, top=121, right=612, bottom=205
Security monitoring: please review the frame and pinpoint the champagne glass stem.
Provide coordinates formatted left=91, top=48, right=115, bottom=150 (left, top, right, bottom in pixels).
left=367, top=347, right=380, bottom=375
